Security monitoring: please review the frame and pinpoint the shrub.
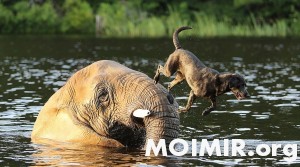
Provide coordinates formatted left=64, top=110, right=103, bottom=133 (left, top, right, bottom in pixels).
left=12, top=1, right=59, bottom=34
left=61, top=0, right=94, bottom=34
left=97, top=2, right=147, bottom=37
left=0, top=4, right=14, bottom=33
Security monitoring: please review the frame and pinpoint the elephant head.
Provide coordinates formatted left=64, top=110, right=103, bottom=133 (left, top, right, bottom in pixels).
left=31, top=60, right=179, bottom=149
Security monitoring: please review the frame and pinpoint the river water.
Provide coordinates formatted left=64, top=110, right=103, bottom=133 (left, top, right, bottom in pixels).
left=0, top=36, right=299, bottom=166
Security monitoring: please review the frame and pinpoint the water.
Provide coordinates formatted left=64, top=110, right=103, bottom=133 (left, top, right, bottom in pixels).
left=0, top=36, right=299, bottom=166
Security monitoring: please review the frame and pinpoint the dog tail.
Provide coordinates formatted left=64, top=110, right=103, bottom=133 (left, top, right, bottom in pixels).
left=173, top=26, right=192, bottom=50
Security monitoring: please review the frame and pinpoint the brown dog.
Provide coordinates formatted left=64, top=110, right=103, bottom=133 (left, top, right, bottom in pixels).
left=153, top=26, right=250, bottom=116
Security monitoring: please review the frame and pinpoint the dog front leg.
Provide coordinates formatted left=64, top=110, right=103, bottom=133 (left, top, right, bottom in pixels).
left=179, top=90, right=196, bottom=112
left=153, top=65, right=164, bottom=84
left=202, top=97, right=216, bottom=116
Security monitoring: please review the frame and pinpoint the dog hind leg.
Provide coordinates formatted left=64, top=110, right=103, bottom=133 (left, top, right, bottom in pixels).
left=202, top=97, right=216, bottom=116
left=168, top=72, right=184, bottom=91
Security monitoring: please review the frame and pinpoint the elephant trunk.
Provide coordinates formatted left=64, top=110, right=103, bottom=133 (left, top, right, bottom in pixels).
left=119, top=74, right=180, bottom=148
left=143, top=104, right=180, bottom=149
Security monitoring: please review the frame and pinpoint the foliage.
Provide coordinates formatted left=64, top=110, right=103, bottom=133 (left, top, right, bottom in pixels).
left=0, top=3, right=14, bottom=33
left=0, top=0, right=299, bottom=37
left=61, top=0, right=94, bottom=34
left=12, top=1, right=59, bottom=34
left=96, top=1, right=165, bottom=37
left=164, top=3, right=190, bottom=35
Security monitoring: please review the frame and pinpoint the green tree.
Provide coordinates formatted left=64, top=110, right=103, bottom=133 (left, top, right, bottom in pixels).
left=0, top=4, right=14, bottom=33
left=12, top=1, right=59, bottom=33
left=61, top=0, right=94, bottom=34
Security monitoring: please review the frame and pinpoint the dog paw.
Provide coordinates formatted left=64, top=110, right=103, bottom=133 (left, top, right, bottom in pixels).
left=153, top=74, right=160, bottom=84
left=202, top=110, right=210, bottom=116
left=202, top=108, right=213, bottom=116
left=178, top=107, right=188, bottom=113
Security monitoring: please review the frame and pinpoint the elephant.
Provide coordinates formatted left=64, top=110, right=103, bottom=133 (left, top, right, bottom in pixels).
left=31, top=60, right=180, bottom=149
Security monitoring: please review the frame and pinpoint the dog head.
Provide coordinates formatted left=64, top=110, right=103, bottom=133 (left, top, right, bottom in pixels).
left=228, top=74, right=250, bottom=100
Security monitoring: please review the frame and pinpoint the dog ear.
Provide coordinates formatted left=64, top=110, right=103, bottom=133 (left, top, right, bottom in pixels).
left=214, top=74, right=221, bottom=96
left=214, top=74, right=220, bottom=86
left=228, top=74, right=239, bottom=88
left=216, top=73, right=235, bottom=95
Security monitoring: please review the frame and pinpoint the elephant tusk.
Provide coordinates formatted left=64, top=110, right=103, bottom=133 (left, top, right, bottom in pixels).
left=133, top=109, right=151, bottom=118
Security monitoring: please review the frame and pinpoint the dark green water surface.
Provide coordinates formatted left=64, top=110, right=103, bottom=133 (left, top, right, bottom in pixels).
left=0, top=36, right=299, bottom=166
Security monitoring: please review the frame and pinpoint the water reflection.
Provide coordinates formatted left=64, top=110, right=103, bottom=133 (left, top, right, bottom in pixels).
left=0, top=37, right=299, bottom=166
left=31, top=143, right=174, bottom=166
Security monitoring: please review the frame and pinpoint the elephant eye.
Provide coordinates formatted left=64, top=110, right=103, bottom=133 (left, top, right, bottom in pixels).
left=94, top=84, right=110, bottom=110
left=98, top=89, right=109, bottom=102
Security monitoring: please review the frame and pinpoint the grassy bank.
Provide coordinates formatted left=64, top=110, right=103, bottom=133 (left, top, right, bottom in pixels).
left=0, top=0, right=299, bottom=37
left=98, top=10, right=289, bottom=37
